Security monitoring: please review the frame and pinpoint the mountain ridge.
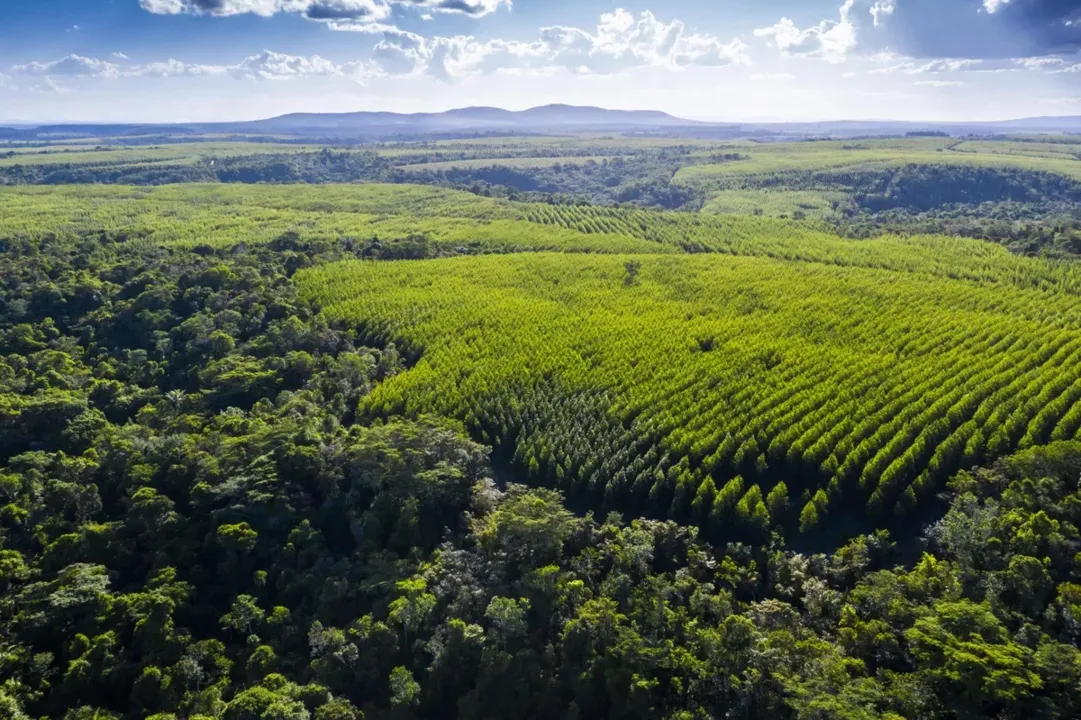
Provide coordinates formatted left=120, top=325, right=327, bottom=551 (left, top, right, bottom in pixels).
left=2, top=105, right=1080, bottom=140
left=246, top=104, right=694, bottom=132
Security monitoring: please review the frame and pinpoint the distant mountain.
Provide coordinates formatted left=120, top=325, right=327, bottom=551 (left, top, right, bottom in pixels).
left=3, top=106, right=1081, bottom=142
left=235, top=104, right=695, bottom=135
left=982, top=115, right=1081, bottom=132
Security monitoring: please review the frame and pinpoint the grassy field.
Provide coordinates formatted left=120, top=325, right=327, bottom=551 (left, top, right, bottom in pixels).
left=5, top=183, right=1074, bottom=290
left=0, top=141, right=324, bottom=167
left=398, top=155, right=616, bottom=171
left=950, top=140, right=1081, bottom=160
left=676, top=138, right=1081, bottom=189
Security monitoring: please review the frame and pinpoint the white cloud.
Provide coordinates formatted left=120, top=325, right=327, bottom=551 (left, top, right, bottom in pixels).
left=370, top=9, right=749, bottom=80
left=112, top=52, right=131, bottom=60
left=784, top=0, right=1081, bottom=60
left=14, top=51, right=373, bottom=84
left=406, top=0, right=506, bottom=16
left=1014, top=56, right=1064, bottom=69
left=30, top=77, right=68, bottom=94
left=139, top=0, right=507, bottom=20
left=914, top=80, right=964, bottom=87
left=869, top=0, right=894, bottom=27
left=141, top=51, right=375, bottom=81
left=230, top=50, right=343, bottom=80
left=753, top=0, right=857, bottom=64
left=12, top=11, right=746, bottom=89
left=130, top=59, right=230, bottom=78
left=870, top=58, right=983, bottom=74
left=1051, top=63, right=1081, bottom=73
left=865, top=50, right=901, bottom=63
left=140, top=0, right=280, bottom=15
left=913, top=58, right=982, bottom=72
left=751, top=72, right=795, bottom=81
left=14, top=55, right=122, bottom=79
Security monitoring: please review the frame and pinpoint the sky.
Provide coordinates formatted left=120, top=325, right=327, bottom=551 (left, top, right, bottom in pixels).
left=0, top=0, right=1080, bottom=123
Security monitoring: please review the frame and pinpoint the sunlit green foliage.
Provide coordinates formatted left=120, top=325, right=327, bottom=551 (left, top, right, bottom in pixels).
left=701, top=188, right=849, bottom=218
left=0, top=142, right=326, bottom=167
left=676, top=137, right=1081, bottom=189
left=5, top=168, right=1081, bottom=719
left=301, top=248, right=1081, bottom=529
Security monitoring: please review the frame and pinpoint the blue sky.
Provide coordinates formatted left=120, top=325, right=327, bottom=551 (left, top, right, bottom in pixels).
left=1, top=0, right=1079, bottom=123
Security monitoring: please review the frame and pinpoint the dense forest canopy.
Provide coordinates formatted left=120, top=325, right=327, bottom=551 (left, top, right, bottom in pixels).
left=4, top=130, right=1081, bottom=719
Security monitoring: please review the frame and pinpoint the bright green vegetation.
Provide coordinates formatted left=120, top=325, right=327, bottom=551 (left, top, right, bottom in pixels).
left=950, top=139, right=1081, bottom=161
left=4, top=135, right=1080, bottom=257
left=5, top=133, right=1081, bottom=718
left=373, top=134, right=737, bottom=155
left=0, top=184, right=670, bottom=254
left=0, top=141, right=323, bottom=167
left=398, top=155, right=614, bottom=171
left=7, top=183, right=1070, bottom=279
left=2, top=211, right=1081, bottom=719
left=667, top=139, right=1081, bottom=255
left=299, top=247, right=1081, bottom=532
left=675, top=138, right=1081, bottom=188
left=701, top=188, right=848, bottom=218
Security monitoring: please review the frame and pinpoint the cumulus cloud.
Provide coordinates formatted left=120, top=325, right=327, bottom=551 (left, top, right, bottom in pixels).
left=753, top=0, right=858, bottom=64
left=13, top=55, right=122, bottom=78
left=140, top=50, right=375, bottom=81
left=870, top=0, right=895, bottom=26
left=12, top=10, right=745, bottom=87
left=30, top=77, right=68, bottom=94
left=130, top=58, right=231, bottom=78
left=1014, top=56, right=1064, bottom=67
left=758, top=0, right=1081, bottom=61
left=139, top=0, right=507, bottom=20
left=13, top=51, right=372, bottom=83
left=229, top=50, right=344, bottom=79
left=402, top=0, right=505, bottom=15
left=871, top=58, right=985, bottom=73
left=370, top=9, right=749, bottom=80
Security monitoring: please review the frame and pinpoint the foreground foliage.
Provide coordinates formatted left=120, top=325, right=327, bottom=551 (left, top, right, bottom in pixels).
left=4, top=164, right=1081, bottom=720
left=2, top=232, right=1081, bottom=720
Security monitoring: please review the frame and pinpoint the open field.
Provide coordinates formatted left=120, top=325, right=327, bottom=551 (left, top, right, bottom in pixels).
left=398, top=155, right=616, bottom=171
left=5, top=183, right=1074, bottom=286
left=676, top=137, right=1081, bottom=189
left=0, top=141, right=325, bottom=167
